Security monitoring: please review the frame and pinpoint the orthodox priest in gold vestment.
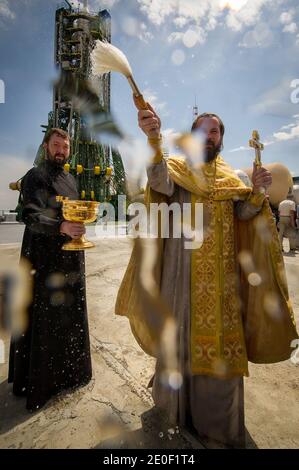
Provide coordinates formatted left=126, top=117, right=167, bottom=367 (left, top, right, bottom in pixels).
left=115, top=106, right=298, bottom=448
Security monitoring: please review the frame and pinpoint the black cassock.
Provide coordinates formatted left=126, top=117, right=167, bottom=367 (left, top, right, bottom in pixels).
left=8, top=160, right=92, bottom=411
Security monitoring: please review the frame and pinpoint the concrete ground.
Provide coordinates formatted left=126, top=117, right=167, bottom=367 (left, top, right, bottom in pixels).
left=0, top=231, right=298, bottom=449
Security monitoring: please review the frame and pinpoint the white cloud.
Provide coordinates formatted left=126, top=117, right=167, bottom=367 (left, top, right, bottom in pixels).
left=168, top=27, right=206, bottom=47
left=183, top=28, right=205, bottom=47
left=229, top=123, right=296, bottom=153
left=137, top=0, right=177, bottom=27
left=250, top=79, right=298, bottom=117
left=273, top=116, right=299, bottom=141
left=229, top=145, right=251, bottom=152
left=279, top=11, right=294, bottom=25
left=280, top=123, right=296, bottom=130
left=273, top=128, right=299, bottom=140
left=263, top=140, right=275, bottom=146
left=161, top=128, right=184, bottom=155
left=136, top=0, right=222, bottom=49
left=121, top=16, right=153, bottom=42
left=177, top=0, right=212, bottom=21
left=162, top=127, right=177, bottom=138
left=137, top=0, right=225, bottom=31
left=255, top=116, right=299, bottom=146
left=0, top=0, right=15, bottom=20
left=219, top=0, right=248, bottom=10
left=137, top=0, right=283, bottom=49
left=162, top=127, right=182, bottom=141
left=139, top=22, right=154, bottom=42
left=225, top=0, right=273, bottom=32
left=173, top=16, right=189, bottom=28
left=168, top=31, right=184, bottom=43
left=283, top=22, right=298, bottom=34
left=142, top=88, right=168, bottom=114
left=239, top=22, right=274, bottom=48
left=91, top=0, right=120, bottom=8
left=229, top=118, right=299, bottom=154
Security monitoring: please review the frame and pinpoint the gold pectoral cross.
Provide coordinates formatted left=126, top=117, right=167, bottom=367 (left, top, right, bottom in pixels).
left=249, top=130, right=264, bottom=167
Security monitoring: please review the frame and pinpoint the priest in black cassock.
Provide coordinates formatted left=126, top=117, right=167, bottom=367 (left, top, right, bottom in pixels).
left=8, top=128, right=92, bottom=411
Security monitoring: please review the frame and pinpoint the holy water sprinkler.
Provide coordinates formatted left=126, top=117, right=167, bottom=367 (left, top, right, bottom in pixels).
left=91, top=40, right=148, bottom=111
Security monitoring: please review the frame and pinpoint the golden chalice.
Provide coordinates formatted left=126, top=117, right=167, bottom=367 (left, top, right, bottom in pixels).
left=60, top=199, right=100, bottom=251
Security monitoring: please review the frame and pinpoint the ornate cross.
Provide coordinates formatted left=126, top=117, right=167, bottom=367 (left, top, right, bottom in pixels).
left=249, top=130, right=264, bottom=167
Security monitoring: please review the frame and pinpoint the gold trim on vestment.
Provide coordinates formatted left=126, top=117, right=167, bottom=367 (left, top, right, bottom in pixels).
left=115, top=155, right=298, bottom=378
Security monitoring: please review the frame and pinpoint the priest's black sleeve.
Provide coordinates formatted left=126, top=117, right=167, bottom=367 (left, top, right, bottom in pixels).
left=21, top=169, right=63, bottom=235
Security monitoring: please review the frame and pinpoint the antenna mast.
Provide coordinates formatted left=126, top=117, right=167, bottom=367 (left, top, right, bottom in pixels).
left=193, top=95, right=198, bottom=120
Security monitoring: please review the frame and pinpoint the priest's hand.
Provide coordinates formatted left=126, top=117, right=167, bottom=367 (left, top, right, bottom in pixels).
left=60, top=221, right=86, bottom=239
left=252, top=162, right=272, bottom=194
left=134, top=97, right=161, bottom=139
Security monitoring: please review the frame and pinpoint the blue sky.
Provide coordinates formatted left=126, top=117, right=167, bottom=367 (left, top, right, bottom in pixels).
left=0, top=0, right=299, bottom=208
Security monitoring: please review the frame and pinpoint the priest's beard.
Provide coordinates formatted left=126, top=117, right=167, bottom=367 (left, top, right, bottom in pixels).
left=204, top=140, right=222, bottom=163
left=47, top=151, right=67, bottom=168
